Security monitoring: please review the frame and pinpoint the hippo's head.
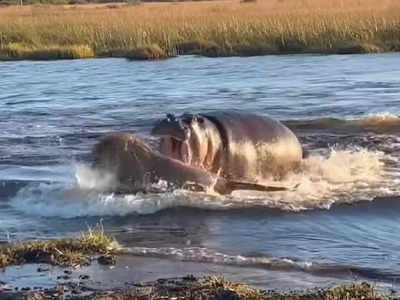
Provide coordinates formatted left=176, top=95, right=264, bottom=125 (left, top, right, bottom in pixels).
left=151, top=113, right=207, bottom=165
left=151, top=113, right=190, bottom=141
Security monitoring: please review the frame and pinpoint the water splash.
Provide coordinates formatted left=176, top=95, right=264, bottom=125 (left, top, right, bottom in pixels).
left=9, top=146, right=400, bottom=217
left=358, top=113, right=400, bottom=132
left=245, top=146, right=394, bottom=210
left=75, top=164, right=117, bottom=191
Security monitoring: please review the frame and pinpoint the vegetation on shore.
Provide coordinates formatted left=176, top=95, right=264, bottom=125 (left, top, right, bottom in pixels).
left=0, top=232, right=393, bottom=299
left=0, top=229, right=116, bottom=268
left=0, top=0, right=400, bottom=60
left=6, top=276, right=391, bottom=299
left=197, top=277, right=391, bottom=300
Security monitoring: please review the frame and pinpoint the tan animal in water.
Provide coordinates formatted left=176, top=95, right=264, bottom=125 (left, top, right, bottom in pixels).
left=92, top=112, right=302, bottom=194
left=92, top=132, right=291, bottom=194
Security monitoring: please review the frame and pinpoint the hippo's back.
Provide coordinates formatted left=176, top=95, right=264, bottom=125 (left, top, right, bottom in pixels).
left=202, top=111, right=302, bottom=180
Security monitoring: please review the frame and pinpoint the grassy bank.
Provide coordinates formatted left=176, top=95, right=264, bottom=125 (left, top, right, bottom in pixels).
left=0, top=229, right=116, bottom=268
left=0, top=0, right=400, bottom=60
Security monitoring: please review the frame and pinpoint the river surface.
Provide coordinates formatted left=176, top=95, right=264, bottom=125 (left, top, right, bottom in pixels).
left=1, top=54, right=400, bottom=291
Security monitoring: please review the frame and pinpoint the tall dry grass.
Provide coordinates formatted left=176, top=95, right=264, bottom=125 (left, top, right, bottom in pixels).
left=1, top=0, right=400, bottom=60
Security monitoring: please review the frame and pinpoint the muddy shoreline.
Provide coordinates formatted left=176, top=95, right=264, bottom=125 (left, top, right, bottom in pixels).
left=0, top=254, right=396, bottom=299
left=0, top=225, right=398, bottom=299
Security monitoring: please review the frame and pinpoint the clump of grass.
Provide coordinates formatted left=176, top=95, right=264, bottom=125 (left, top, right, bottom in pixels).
left=326, top=282, right=388, bottom=300
left=0, top=42, right=33, bottom=59
left=235, top=42, right=279, bottom=56
left=177, top=39, right=225, bottom=57
left=200, top=276, right=265, bottom=299
left=125, top=44, right=169, bottom=60
left=31, top=44, right=94, bottom=59
left=336, top=42, right=382, bottom=54
left=0, top=43, right=94, bottom=60
left=241, top=0, right=257, bottom=3
left=199, top=277, right=390, bottom=299
left=0, top=229, right=116, bottom=268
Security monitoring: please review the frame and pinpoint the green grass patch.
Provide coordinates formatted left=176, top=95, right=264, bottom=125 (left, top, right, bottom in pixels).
left=0, top=229, right=116, bottom=268
left=0, top=43, right=94, bottom=60
left=98, top=44, right=172, bottom=60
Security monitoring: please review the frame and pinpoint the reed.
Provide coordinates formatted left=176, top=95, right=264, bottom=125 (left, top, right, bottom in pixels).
left=0, top=229, right=116, bottom=268
left=0, top=0, right=400, bottom=60
left=0, top=42, right=94, bottom=60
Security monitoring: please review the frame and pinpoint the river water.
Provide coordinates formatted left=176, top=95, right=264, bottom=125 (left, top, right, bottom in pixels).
left=1, top=54, right=400, bottom=291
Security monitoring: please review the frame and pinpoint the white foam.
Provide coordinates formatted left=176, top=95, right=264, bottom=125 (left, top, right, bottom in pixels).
left=120, top=245, right=320, bottom=272
left=75, top=164, right=117, bottom=191
left=9, top=146, right=400, bottom=218
left=10, top=165, right=225, bottom=217
left=358, top=113, right=400, bottom=131
left=233, top=146, right=395, bottom=210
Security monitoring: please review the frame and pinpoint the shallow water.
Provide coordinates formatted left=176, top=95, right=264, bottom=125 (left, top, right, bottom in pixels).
left=1, top=54, right=400, bottom=290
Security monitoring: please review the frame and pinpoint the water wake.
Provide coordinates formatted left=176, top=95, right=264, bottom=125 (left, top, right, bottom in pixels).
left=358, top=113, right=400, bottom=132
left=286, top=113, right=400, bottom=134
left=249, top=146, right=397, bottom=211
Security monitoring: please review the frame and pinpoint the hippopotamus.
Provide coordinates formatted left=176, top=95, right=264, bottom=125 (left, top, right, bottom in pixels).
left=92, top=111, right=303, bottom=194
left=92, top=132, right=290, bottom=194
left=151, top=111, right=303, bottom=182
